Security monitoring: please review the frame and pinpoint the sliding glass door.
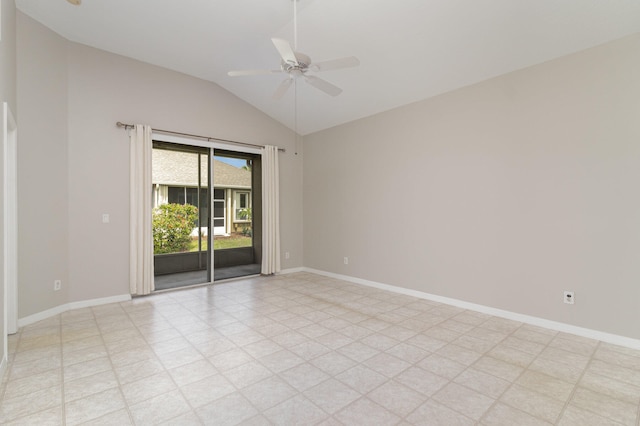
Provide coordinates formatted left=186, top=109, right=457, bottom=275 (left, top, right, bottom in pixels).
left=151, top=143, right=262, bottom=290
left=212, top=150, right=262, bottom=281
left=152, top=142, right=211, bottom=290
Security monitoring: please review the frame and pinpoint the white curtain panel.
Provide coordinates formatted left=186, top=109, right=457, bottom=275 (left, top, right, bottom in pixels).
left=129, top=124, right=154, bottom=295
left=261, top=145, right=281, bottom=275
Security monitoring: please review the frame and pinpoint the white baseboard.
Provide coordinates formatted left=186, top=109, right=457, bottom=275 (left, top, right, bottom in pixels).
left=18, top=294, right=132, bottom=329
left=303, top=267, right=640, bottom=351
left=278, top=267, right=305, bottom=275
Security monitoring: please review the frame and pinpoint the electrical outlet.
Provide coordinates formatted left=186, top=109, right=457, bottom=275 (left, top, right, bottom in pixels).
left=54, top=280, right=62, bottom=291
left=344, top=257, right=349, bottom=265
left=285, top=252, right=290, bottom=259
left=563, top=291, right=574, bottom=304
left=102, top=213, right=110, bottom=223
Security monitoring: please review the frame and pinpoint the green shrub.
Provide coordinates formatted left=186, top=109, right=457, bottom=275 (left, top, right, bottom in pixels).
left=153, top=203, right=199, bottom=254
left=238, top=207, right=252, bottom=221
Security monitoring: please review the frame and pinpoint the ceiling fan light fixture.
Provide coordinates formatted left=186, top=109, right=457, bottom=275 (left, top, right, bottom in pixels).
left=67, top=0, right=81, bottom=5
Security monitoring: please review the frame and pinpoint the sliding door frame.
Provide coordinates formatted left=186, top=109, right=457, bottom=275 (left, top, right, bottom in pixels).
left=151, top=132, right=262, bottom=284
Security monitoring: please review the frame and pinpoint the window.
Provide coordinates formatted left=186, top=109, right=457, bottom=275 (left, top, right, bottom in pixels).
left=213, top=189, right=225, bottom=230
left=168, top=186, right=186, bottom=204
left=234, top=191, right=251, bottom=221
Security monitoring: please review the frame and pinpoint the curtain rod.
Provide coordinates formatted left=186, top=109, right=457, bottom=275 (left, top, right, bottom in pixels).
left=116, top=122, right=285, bottom=152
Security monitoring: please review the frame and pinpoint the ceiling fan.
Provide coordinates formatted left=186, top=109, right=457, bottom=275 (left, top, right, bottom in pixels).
left=227, top=1, right=359, bottom=99
left=228, top=39, right=359, bottom=99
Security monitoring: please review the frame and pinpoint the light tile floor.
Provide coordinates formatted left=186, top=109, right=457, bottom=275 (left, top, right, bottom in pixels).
left=1, top=272, right=640, bottom=425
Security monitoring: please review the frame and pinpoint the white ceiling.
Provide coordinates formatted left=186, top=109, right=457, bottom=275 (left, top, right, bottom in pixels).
left=16, top=0, right=640, bottom=135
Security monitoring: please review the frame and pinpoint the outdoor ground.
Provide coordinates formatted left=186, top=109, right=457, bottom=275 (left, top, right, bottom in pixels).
left=188, top=233, right=252, bottom=251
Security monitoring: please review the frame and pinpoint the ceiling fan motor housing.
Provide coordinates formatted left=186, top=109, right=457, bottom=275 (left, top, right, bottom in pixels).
left=282, top=52, right=311, bottom=74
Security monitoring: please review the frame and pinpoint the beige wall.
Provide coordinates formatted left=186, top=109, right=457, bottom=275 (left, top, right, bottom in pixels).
left=1, top=0, right=16, bottom=110
left=303, top=34, right=640, bottom=340
left=17, top=13, right=70, bottom=316
left=17, top=14, right=303, bottom=317
left=1, top=0, right=18, bottom=366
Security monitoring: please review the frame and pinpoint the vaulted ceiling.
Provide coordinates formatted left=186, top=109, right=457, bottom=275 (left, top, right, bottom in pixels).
left=16, top=0, right=640, bottom=135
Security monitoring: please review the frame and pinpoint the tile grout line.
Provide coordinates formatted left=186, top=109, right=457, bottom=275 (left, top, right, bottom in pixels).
left=437, top=316, right=528, bottom=425
left=122, top=297, right=185, bottom=423
left=553, top=339, right=599, bottom=425
left=134, top=296, right=206, bottom=422
left=231, top=279, right=345, bottom=421
left=300, top=301, right=475, bottom=423
left=360, top=307, right=460, bottom=423
left=92, top=305, right=137, bottom=426
left=153, top=282, right=316, bottom=424
left=244, top=279, right=407, bottom=422
left=238, top=283, right=340, bottom=424
left=152, top=288, right=260, bottom=425
left=4, top=323, right=66, bottom=423
left=480, top=322, right=562, bottom=425
left=314, top=286, right=497, bottom=423
left=284, top=298, right=422, bottom=424
left=557, top=339, right=640, bottom=425
left=363, top=315, right=443, bottom=421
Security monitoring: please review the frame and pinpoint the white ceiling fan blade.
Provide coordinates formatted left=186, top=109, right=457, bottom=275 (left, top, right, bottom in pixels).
left=304, top=75, right=343, bottom=97
left=273, top=78, right=294, bottom=100
left=311, top=56, right=360, bottom=72
left=228, top=69, right=281, bottom=77
left=272, top=38, right=298, bottom=66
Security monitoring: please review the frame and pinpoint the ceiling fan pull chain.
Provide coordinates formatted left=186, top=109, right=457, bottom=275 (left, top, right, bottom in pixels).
left=294, top=79, right=299, bottom=155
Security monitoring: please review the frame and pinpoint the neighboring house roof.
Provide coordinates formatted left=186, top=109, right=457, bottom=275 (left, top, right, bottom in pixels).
left=152, top=149, right=251, bottom=188
left=213, top=160, right=252, bottom=189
